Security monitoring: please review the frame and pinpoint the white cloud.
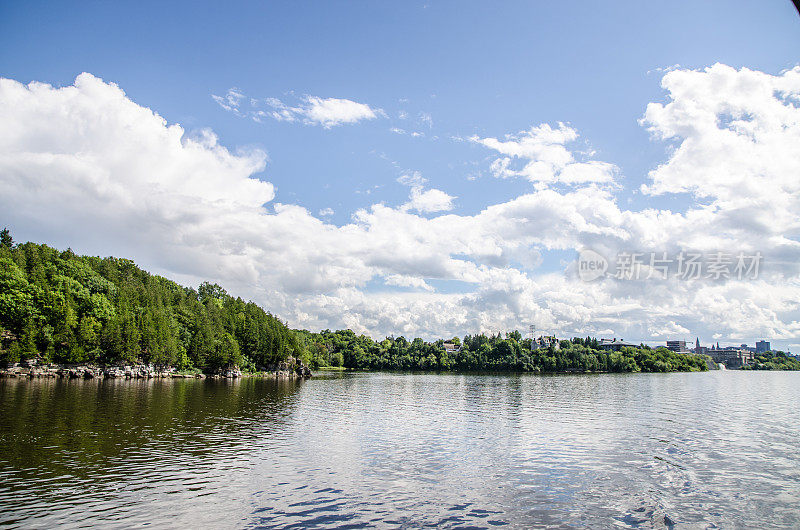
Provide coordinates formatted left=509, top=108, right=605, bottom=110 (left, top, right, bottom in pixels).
left=396, top=172, right=454, bottom=213
left=391, top=128, right=424, bottom=137
left=301, top=96, right=380, bottom=128
left=419, top=112, right=433, bottom=129
left=641, top=63, right=800, bottom=213
left=213, top=88, right=382, bottom=128
left=402, top=187, right=456, bottom=214
left=3, top=67, right=800, bottom=347
left=397, top=172, right=426, bottom=187
left=384, top=274, right=434, bottom=291
left=211, top=88, right=245, bottom=114
left=471, top=123, right=617, bottom=187
left=319, top=207, right=334, bottom=216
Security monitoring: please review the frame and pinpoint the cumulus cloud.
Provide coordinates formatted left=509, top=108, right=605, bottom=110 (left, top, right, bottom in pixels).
left=212, top=88, right=381, bottom=128
left=639, top=63, right=800, bottom=261
left=0, top=73, right=274, bottom=281
left=3, top=67, right=800, bottom=347
left=396, top=172, right=455, bottom=213
left=402, top=187, right=456, bottom=214
left=635, top=64, right=800, bottom=277
left=471, top=123, right=617, bottom=187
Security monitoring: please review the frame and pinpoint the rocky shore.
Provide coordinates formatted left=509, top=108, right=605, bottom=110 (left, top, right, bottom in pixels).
left=0, top=358, right=312, bottom=380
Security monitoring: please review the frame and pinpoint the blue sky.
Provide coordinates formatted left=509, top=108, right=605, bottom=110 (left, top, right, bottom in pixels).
left=3, top=1, right=797, bottom=220
left=2, top=1, right=800, bottom=348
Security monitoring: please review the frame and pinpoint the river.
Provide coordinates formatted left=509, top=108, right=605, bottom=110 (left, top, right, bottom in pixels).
left=1, top=371, right=799, bottom=528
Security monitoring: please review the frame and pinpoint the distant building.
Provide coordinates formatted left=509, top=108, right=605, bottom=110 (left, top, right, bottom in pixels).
left=442, top=342, right=460, bottom=353
left=693, top=338, right=708, bottom=355
left=531, top=336, right=560, bottom=351
left=756, top=340, right=770, bottom=353
left=708, top=348, right=753, bottom=368
left=666, top=340, right=690, bottom=353
left=599, top=338, right=638, bottom=352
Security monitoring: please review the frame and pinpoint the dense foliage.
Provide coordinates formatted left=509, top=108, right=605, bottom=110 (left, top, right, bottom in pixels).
left=2, top=231, right=758, bottom=375
left=0, top=233, right=301, bottom=370
left=741, top=352, right=800, bottom=371
left=298, top=329, right=710, bottom=373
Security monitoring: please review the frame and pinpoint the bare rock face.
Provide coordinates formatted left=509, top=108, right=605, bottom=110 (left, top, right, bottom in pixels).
left=256, top=356, right=313, bottom=379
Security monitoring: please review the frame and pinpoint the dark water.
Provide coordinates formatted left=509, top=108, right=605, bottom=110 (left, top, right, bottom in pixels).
left=1, top=371, right=799, bottom=528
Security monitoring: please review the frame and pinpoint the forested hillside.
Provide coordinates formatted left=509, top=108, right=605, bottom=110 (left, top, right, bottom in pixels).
left=0, top=230, right=301, bottom=369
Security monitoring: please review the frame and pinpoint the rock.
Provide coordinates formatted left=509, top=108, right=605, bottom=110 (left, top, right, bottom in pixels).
left=104, top=367, right=125, bottom=378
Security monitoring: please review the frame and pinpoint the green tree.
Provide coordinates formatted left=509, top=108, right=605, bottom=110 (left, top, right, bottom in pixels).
left=0, top=228, right=13, bottom=250
left=0, top=257, right=33, bottom=332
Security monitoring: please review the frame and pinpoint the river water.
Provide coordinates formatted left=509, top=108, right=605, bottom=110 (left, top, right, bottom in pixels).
left=1, top=371, right=799, bottom=528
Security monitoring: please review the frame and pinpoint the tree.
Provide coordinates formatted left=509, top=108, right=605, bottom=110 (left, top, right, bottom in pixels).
left=198, top=282, right=227, bottom=303
left=207, top=332, right=241, bottom=369
left=19, top=315, right=39, bottom=360
left=0, top=228, right=13, bottom=250
left=0, top=257, right=33, bottom=332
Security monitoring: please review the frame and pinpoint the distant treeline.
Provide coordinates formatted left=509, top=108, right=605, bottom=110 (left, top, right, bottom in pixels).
left=0, top=231, right=300, bottom=370
left=741, top=352, right=800, bottom=371
left=295, top=329, right=710, bottom=373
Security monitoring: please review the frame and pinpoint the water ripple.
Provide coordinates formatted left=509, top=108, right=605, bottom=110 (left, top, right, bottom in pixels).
left=1, top=372, right=799, bottom=528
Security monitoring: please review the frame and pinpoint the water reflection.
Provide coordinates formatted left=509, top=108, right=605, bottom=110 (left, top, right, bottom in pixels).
left=1, top=372, right=799, bottom=528
left=0, top=378, right=304, bottom=527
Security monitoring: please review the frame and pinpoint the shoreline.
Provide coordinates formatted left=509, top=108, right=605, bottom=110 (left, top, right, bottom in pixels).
left=0, top=362, right=313, bottom=381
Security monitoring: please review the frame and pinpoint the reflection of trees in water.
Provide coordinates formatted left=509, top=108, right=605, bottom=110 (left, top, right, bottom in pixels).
left=0, top=378, right=305, bottom=474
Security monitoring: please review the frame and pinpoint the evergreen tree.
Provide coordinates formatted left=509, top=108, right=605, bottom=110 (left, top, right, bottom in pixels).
left=0, top=228, right=13, bottom=250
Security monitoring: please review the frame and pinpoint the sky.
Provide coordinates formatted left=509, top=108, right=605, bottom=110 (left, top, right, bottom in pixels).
left=1, top=1, right=800, bottom=349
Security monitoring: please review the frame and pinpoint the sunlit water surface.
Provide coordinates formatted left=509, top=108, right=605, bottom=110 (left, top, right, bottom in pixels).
left=1, top=371, right=799, bottom=528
